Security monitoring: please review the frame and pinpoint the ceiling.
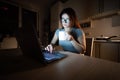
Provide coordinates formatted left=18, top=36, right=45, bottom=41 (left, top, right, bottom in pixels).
left=3, top=0, right=69, bottom=9
left=29, top=0, right=69, bottom=7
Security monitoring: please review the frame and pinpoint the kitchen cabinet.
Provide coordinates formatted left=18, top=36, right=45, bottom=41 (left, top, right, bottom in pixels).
left=119, top=44, right=120, bottom=62
left=95, top=0, right=120, bottom=14
left=76, top=0, right=120, bottom=24
left=93, top=40, right=120, bottom=62
left=84, top=0, right=120, bottom=20
left=80, top=0, right=99, bottom=20
left=104, top=0, right=120, bottom=12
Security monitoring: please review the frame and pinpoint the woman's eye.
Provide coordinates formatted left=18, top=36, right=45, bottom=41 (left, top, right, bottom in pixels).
left=66, top=19, right=70, bottom=23
left=61, top=19, right=65, bottom=22
left=61, top=18, right=70, bottom=23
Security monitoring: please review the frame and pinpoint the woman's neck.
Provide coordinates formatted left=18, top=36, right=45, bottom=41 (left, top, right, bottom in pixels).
left=64, top=27, right=72, bottom=33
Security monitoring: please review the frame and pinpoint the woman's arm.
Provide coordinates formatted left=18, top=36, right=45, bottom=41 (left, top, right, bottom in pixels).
left=45, top=32, right=58, bottom=53
left=51, top=33, right=58, bottom=45
left=70, top=31, right=86, bottom=54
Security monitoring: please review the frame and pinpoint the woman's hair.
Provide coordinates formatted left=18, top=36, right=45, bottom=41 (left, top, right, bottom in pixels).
left=60, top=7, right=81, bottom=28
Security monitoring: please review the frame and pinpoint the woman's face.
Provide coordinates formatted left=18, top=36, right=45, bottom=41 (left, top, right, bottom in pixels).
left=61, top=13, right=72, bottom=28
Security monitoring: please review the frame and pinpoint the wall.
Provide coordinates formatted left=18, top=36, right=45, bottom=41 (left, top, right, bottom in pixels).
left=0, top=0, right=51, bottom=48
left=50, top=1, right=63, bottom=32
left=8, top=0, right=49, bottom=39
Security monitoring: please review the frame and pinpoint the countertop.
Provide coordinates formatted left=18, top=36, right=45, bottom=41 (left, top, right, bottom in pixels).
left=94, top=39, right=120, bottom=43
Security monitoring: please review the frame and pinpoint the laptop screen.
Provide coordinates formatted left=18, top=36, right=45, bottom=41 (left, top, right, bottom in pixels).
left=15, top=23, right=45, bottom=64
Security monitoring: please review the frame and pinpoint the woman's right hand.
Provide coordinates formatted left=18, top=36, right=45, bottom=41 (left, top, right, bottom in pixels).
left=45, top=44, right=54, bottom=53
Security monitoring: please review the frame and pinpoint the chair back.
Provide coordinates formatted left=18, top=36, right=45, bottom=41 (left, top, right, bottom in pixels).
left=84, top=37, right=94, bottom=56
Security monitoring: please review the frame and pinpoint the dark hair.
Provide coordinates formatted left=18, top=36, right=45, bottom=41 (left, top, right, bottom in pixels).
left=60, top=7, right=80, bottom=28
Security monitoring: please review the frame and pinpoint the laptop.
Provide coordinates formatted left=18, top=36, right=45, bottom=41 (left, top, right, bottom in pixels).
left=15, top=23, right=67, bottom=64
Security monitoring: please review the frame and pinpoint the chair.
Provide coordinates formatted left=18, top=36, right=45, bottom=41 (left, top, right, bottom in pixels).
left=84, top=37, right=94, bottom=56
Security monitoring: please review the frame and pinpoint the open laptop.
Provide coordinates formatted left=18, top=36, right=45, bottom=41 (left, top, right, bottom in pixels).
left=15, top=24, right=67, bottom=64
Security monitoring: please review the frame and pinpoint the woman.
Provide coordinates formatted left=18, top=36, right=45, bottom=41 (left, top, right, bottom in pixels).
left=45, top=7, right=86, bottom=54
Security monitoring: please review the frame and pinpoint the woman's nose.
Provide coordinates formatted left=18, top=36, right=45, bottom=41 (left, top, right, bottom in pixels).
left=64, top=20, right=67, bottom=23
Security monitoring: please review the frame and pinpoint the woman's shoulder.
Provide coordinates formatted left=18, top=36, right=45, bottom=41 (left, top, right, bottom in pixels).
left=72, top=27, right=82, bottom=32
left=55, top=28, right=64, bottom=34
left=72, top=27, right=85, bottom=35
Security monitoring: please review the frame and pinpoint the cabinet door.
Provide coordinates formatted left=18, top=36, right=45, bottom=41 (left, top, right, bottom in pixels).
left=118, top=44, right=120, bottom=62
left=84, top=0, right=99, bottom=19
left=94, top=43, right=100, bottom=58
left=104, top=0, right=120, bottom=12
left=100, top=43, right=118, bottom=62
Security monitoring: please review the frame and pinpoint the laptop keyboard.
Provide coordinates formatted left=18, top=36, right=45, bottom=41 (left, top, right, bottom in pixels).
left=42, top=50, right=67, bottom=61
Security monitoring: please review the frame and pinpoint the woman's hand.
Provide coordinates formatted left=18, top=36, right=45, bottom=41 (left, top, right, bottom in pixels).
left=66, top=32, right=74, bottom=41
left=45, top=44, right=54, bottom=53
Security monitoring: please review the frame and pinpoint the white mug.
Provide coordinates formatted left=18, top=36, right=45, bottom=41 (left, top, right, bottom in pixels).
left=59, top=31, right=67, bottom=40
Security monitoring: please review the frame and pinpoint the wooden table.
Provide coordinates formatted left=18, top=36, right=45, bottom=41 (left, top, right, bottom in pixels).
left=1, top=51, right=120, bottom=80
